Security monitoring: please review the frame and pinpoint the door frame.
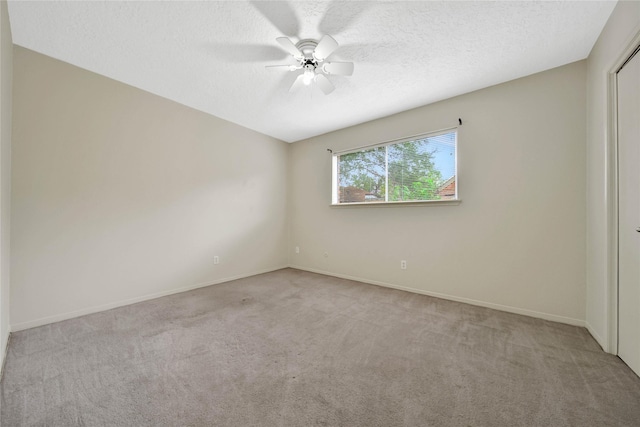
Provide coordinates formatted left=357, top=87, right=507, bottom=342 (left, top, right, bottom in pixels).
left=606, top=30, right=640, bottom=355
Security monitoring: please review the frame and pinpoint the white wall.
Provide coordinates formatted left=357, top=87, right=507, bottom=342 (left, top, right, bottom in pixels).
left=586, top=1, right=640, bottom=351
left=0, top=0, right=12, bottom=370
left=10, top=47, right=289, bottom=330
left=289, top=61, right=587, bottom=325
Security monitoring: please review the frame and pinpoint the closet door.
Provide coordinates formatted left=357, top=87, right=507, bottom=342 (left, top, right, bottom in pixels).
left=618, top=47, right=640, bottom=376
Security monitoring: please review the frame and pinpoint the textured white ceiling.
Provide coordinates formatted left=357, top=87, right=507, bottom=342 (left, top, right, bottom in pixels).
left=7, top=1, right=616, bottom=142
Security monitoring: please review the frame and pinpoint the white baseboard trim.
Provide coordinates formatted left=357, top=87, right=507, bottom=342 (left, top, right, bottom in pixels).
left=11, top=264, right=587, bottom=332
left=585, top=321, right=609, bottom=353
left=11, top=265, right=289, bottom=332
left=0, top=331, right=9, bottom=381
left=289, top=265, right=586, bottom=327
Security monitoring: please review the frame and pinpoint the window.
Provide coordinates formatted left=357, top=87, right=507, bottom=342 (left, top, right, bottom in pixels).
left=332, top=129, right=457, bottom=205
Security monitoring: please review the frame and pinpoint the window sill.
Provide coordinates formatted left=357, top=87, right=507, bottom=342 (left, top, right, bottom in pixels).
left=330, top=199, right=461, bottom=208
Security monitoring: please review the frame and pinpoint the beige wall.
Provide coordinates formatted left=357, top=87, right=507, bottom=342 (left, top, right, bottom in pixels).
left=0, top=0, right=12, bottom=369
left=289, top=61, right=587, bottom=325
left=586, top=1, right=640, bottom=351
left=11, top=47, right=289, bottom=330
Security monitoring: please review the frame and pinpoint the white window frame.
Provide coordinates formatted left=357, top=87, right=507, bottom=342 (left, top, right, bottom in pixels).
left=331, top=127, right=460, bottom=207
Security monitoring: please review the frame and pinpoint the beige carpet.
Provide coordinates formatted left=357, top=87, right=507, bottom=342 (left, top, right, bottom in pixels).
left=1, top=268, right=639, bottom=426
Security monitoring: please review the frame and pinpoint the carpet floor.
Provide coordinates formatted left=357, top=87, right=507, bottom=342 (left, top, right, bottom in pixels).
left=1, top=268, right=639, bottom=426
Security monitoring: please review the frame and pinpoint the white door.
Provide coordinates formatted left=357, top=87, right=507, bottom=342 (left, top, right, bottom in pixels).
left=618, top=47, right=640, bottom=377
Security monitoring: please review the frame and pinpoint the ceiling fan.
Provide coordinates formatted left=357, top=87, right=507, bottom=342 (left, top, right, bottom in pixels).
left=267, top=35, right=354, bottom=95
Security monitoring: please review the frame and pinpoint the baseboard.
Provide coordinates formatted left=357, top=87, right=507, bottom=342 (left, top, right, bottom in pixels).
left=289, top=265, right=586, bottom=327
left=11, top=264, right=586, bottom=332
left=585, top=321, right=608, bottom=352
left=11, top=265, right=289, bottom=332
left=0, top=331, right=10, bottom=382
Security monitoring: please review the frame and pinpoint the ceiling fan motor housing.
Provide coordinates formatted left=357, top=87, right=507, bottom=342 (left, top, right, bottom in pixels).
left=297, top=39, right=321, bottom=76
left=296, top=39, right=319, bottom=58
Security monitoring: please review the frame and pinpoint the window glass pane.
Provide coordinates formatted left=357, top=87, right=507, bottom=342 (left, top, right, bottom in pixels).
left=334, top=130, right=456, bottom=204
left=430, top=132, right=457, bottom=200
left=387, top=132, right=456, bottom=201
left=337, top=146, right=385, bottom=203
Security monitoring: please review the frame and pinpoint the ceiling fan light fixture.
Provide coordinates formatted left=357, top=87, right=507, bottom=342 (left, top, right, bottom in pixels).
left=302, top=67, right=315, bottom=86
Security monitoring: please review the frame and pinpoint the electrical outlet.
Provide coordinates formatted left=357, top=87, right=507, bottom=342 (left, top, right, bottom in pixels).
left=295, top=246, right=300, bottom=254
left=401, top=260, right=407, bottom=270
left=214, top=256, right=219, bottom=265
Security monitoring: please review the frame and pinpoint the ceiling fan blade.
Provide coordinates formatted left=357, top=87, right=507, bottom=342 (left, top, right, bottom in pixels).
left=314, top=74, right=335, bottom=95
left=313, top=35, right=339, bottom=61
left=276, top=37, right=303, bottom=59
left=289, top=74, right=306, bottom=92
left=208, top=43, right=289, bottom=63
left=266, top=64, right=301, bottom=71
left=318, top=2, right=372, bottom=39
left=251, top=1, right=300, bottom=40
left=322, top=62, right=354, bottom=76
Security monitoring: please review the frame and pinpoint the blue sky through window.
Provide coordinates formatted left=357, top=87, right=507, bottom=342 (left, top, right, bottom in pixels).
left=420, top=132, right=456, bottom=181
